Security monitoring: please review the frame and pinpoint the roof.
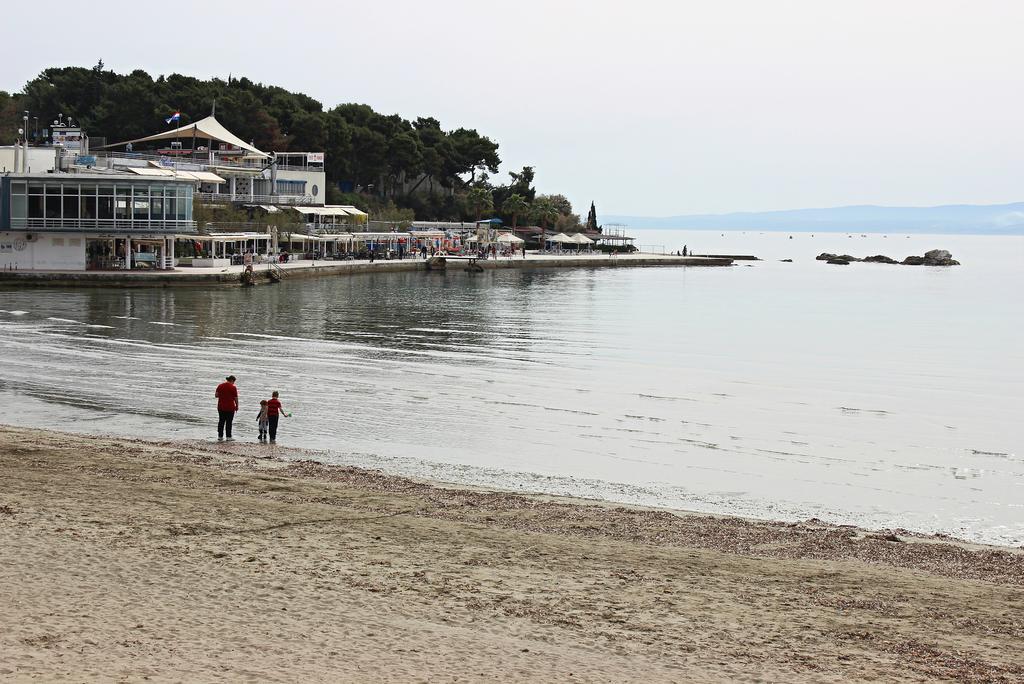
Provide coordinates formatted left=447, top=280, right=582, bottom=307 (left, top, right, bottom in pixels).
left=290, top=205, right=366, bottom=218
left=127, top=167, right=225, bottom=183
left=107, top=116, right=269, bottom=158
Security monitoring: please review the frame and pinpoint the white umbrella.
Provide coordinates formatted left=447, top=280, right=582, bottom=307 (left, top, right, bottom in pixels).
left=570, top=233, right=594, bottom=244
left=497, top=233, right=524, bottom=244
left=547, top=233, right=572, bottom=244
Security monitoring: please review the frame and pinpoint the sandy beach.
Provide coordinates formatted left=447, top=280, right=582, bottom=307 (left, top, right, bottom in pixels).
left=2, top=425, right=1022, bottom=682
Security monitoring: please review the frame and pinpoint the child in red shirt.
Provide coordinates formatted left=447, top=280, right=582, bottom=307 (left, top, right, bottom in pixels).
left=266, top=391, right=289, bottom=443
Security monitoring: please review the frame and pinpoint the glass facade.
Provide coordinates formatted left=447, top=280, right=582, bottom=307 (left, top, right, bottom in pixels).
left=8, top=178, right=194, bottom=231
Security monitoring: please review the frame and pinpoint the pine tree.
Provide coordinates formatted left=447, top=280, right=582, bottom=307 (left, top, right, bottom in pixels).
left=586, top=201, right=599, bottom=232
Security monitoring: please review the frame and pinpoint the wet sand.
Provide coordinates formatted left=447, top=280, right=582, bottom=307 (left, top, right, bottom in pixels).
left=2, top=425, right=1023, bottom=682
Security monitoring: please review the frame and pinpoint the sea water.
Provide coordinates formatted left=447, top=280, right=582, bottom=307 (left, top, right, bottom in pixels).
left=1, top=231, right=1021, bottom=545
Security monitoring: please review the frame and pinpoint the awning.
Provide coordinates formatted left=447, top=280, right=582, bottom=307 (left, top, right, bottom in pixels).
left=129, top=167, right=175, bottom=177
left=128, top=167, right=225, bottom=183
left=318, top=206, right=353, bottom=217
left=310, top=233, right=353, bottom=242
left=188, top=171, right=227, bottom=184
left=349, top=232, right=411, bottom=240
left=178, top=232, right=271, bottom=241
left=105, top=115, right=269, bottom=157
left=337, top=205, right=367, bottom=217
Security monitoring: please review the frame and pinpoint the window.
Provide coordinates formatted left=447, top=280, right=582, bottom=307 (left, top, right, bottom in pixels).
left=116, top=186, right=131, bottom=220
left=28, top=184, right=44, bottom=219
left=133, top=187, right=149, bottom=220
left=10, top=182, right=27, bottom=219
left=98, top=196, right=114, bottom=220
left=80, top=195, right=97, bottom=220
left=63, top=195, right=79, bottom=219
left=46, top=194, right=61, bottom=219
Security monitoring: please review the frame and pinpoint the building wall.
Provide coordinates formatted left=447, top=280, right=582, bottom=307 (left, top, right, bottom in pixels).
left=0, top=148, right=58, bottom=174
left=277, top=169, right=326, bottom=202
left=0, top=231, right=86, bottom=271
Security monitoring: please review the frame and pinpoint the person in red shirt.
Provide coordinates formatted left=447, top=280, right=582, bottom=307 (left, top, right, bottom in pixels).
left=266, top=390, right=288, bottom=444
left=215, top=375, right=239, bottom=441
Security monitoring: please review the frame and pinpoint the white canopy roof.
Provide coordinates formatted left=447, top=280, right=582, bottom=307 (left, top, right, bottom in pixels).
left=127, top=167, right=226, bottom=183
left=546, top=233, right=573, bottom=243
left=497, top=232, right=525, bottom=243
left=567, top=233, right=594, bottom=244
left=179, top=232, right=270, bottom=242
left=291, top=205, right=359, bottom=217
left=109, top=115, right=269, bottom=158
left=350, top=232, right=412, bottom=240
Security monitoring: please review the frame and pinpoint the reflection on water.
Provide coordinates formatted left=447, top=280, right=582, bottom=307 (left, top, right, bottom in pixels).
left=1, top=232, right=1022, bottom=545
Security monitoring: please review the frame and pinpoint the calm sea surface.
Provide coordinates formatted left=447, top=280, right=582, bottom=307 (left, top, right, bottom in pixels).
left=2, top=230, right=1022, bottom=545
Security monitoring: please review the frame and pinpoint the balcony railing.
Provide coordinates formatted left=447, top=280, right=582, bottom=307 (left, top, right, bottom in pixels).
left=10, top=218, right=197, bottom=233
left=92, top=151, right=323, bottom=173
left=196, top=192, right=316, bottom=205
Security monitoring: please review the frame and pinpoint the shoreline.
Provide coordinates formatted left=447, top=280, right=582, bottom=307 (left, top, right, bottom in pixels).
left=3, top=425, right=1024, bottom=681
left=0, top=253, right=733, bottom=288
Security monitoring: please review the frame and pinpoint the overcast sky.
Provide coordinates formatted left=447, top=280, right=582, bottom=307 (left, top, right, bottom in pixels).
left=3, top=0, right=1022, bottom=216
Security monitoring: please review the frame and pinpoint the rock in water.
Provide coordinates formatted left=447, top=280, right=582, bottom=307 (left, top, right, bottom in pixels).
left=923, top=249, right=959, bottom=265
left=863, top=254, right=898, bottom=264
left=903, top=250, right=960, bottom=266
left=826, top=258, right=851, bottom=265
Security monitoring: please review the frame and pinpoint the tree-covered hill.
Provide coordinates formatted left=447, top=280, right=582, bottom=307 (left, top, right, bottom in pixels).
left=2, top=63, right=588, bottom=227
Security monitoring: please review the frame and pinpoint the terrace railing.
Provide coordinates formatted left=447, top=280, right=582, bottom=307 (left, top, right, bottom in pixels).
left=195, top=192, right=315, bottom=206
left=92, top=151, right=322, bottom=173
left=10, top=218, right=197, bottom=233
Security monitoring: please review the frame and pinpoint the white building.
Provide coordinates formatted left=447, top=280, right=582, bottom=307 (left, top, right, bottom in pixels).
left=1, top=172, right=196, bottom=271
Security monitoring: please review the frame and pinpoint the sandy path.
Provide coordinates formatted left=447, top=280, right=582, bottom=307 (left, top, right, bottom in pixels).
left=1, top=426, right=1022, bottom=682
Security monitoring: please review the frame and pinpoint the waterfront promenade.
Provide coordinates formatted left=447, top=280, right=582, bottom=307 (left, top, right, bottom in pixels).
left=0, top=252, right=733, bottom=287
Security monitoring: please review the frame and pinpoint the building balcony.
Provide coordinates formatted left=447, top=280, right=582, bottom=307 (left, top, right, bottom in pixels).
left=9, top=217, right=197, bottom=233
left=196, top=192, right=315, bottom=206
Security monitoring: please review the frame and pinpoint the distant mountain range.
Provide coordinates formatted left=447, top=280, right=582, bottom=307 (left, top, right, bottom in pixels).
left=604, top=202, right=1024, bottom=234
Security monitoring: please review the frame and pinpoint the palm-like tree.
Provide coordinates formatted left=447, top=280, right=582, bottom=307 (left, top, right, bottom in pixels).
left=466, top=187, right=494, bottom=223
left=532, top=198, right=559, bottom=249
left=502, top=193, right=530, bottom=231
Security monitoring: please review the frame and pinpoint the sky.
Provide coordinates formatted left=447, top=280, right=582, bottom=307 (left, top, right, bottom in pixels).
left=2, top=0, right=1022, bottom=217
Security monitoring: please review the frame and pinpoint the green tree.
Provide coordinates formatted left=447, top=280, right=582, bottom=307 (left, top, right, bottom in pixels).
left=501, top=193, right=530, bottom=230
left=586, top=201, right=599, bottom=231
left=532, top=197, right=559, bottom=247
left=466, top=186, right=494, bottom=222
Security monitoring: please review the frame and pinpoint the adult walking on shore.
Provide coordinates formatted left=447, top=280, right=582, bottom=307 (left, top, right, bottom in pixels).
left=215, top=375, right=239, bottom=442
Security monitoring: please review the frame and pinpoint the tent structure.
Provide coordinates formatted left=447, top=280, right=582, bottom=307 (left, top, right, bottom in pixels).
left=546, top=233, right=572, bottom=244
left=497, top=232, right=524, bottom=244
left=567, top=233, right=594, bottom=244
left=105, top=115, right=270, bottom=158
left=127, top=167, right=226, bottom=183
